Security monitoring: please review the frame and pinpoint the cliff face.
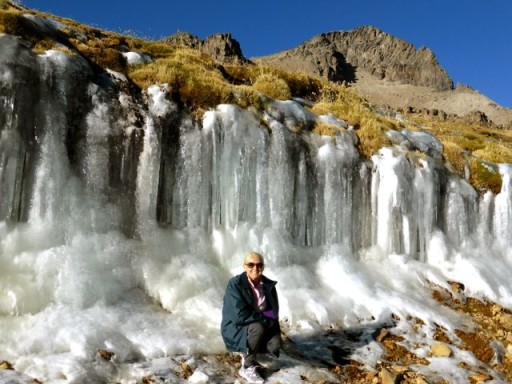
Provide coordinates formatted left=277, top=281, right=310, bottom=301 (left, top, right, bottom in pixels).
left=256, top=26, right=454, bottom=91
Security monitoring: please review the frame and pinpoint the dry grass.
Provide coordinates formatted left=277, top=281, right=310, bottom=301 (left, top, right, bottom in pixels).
left=311, top=84, right=396, bottom=157
left=407, top=114, right=512, bottom=191
left=252, top=73, right=291, bottom=100
left=0, top=9, right=23, bottom=35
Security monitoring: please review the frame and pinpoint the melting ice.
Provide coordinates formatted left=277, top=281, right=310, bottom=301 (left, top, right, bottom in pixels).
left=1, top=34, right=512, bottom=383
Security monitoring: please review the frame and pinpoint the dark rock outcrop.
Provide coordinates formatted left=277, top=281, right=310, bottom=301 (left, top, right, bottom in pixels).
left=256, top=26, right=453, bottom=91
left=161, top=32, right=250, bottom=65
left=161, top=31, right=202, bottom=49
left=202, top=33, right=249, bottom=65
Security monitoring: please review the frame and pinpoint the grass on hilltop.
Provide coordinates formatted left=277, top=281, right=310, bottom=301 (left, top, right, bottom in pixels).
left=1, top=1, right=511, bottom=192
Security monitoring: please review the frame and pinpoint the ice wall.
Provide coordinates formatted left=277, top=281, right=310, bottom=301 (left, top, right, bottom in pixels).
left=1, top=33, right=512, bottom=382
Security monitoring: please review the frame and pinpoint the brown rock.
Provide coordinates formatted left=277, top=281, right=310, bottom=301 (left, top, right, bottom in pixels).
left=497, top=313, right=512, bottom=330
left=161, top=31, right=202, bottom=49
left=431, top=342, right=452, bottom=357
left=97, top=349, right=115, bottom=361
left=0, top=360, right=14, bottom=370
left=470, top=372, right=491, bottom=382
left=449, top=281, right=465, bottom=293
left=379, top=367, right=397, bottom=384
left=375, top=327, right=389, bottom=343
left=491, top=304, right=502, bottom=316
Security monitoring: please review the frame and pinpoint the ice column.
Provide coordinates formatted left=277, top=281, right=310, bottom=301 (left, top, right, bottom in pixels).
left=493, top=164, right=512, bottom=249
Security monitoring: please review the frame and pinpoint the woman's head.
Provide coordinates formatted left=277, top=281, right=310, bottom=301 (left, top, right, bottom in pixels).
left=243, top=252, right=264, bottom=283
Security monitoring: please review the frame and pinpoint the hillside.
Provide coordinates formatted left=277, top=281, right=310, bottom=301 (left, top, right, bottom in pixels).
left=254, top=26, right=512, bottom=128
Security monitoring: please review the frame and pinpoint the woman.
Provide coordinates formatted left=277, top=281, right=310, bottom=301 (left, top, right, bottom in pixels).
left=221, top=252, right=282, bottom=383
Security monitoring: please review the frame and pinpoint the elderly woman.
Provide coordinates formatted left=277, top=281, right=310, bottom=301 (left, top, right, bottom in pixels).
left=221, top=252, right=282, bottom=383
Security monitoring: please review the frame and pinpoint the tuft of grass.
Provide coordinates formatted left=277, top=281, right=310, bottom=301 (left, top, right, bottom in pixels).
left=469, top=159, right=502, bottom=194
left=311, top=84, right=395, bottom=156
left=128, top=47, right=231, bottom=108
left=252, top=73, right=291, bottom=100
left=312, top=121, right=342, bottom=136
left=406, top=113, right=512, bottom=191
left=76, top=43, right=126, bottom=71
left=0, top=9, right=23, bottom=35
left=442, top=142, right=468, bottom=176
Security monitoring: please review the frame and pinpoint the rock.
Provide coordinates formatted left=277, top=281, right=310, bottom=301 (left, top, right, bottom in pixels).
left=97, top=349, right=115, bottom=361
left=497, top=313, right=512, bottom=330
left=0, top=360, right=14, bottom=370
left=201, top=33, right=249, bottom=65
left=161, top=31, right=250, bottom=65
left=491, top=304, right=502, bottom=316
left=379, top=368, right=397, bottom=384
left=465, top=110, right=490, bottom=125
left=470, top=372, right=491, bottom=382
left=374, top=328, right=389, bottom=343
left=431, top=342, right=452, bottom=357
left=161, top=31, right=202, bottom=49
left=449, top=281, right=465, bottom=293
left=400, top=129, right=444, bottom=158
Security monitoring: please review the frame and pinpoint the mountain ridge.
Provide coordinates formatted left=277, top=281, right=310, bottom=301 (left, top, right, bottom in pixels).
left=160, top=26, right=512, bottom=127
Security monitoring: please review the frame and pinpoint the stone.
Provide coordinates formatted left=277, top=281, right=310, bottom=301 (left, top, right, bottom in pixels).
left=374, top=327, right=389, bottom=343
left=449, top=281, right=465, bottom=293
left=470, top=372, right=491, bottom=382
left=97, top=349, right=115, bottom=361
left=0, top=360, right=14, bottom=370
left=497, top=313, right=512, bottom=330
left=431, top=342, right=452, bottom=357
left=161, top=31, right=202, bottom=49
left=379, top=368, right=397, bottom=384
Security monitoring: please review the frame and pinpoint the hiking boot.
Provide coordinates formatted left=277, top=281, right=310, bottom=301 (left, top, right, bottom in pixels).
left=238, top=365, right=264, bottom=383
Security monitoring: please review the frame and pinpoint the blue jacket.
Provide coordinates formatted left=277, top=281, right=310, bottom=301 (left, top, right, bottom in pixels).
left=221, top=272, right=280, bottom=352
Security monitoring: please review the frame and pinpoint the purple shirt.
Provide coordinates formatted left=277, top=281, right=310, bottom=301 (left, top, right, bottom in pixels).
left=248, top=278, right=266, bottom=312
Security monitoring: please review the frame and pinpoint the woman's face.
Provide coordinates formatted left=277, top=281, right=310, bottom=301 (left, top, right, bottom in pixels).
left=243, top=254, right=264, bottom=283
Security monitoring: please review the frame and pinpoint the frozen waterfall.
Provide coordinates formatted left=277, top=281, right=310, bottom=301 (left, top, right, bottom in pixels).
left=1, top=33, right=512, bottom=383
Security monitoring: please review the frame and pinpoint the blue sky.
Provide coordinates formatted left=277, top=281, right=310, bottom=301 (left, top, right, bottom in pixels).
left=21, top=0, right=512, bottom=107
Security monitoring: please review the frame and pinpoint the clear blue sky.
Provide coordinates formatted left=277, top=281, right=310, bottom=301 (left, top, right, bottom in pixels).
left=21, top=0, right=512, bottom=107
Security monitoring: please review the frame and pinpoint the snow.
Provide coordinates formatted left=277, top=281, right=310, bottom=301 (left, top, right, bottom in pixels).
left=122, top=52, right=152, bottom=65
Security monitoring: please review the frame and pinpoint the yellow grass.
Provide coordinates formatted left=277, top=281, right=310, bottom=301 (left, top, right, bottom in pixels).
left=252, top=73, right=291, bottom=100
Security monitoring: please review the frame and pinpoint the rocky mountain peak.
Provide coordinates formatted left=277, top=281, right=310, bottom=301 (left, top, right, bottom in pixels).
left=255, top=25, right=453, bottom=91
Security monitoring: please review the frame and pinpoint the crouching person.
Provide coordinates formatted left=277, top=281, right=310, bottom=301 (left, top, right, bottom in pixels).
left=221, top=252, right=282, bottom=383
